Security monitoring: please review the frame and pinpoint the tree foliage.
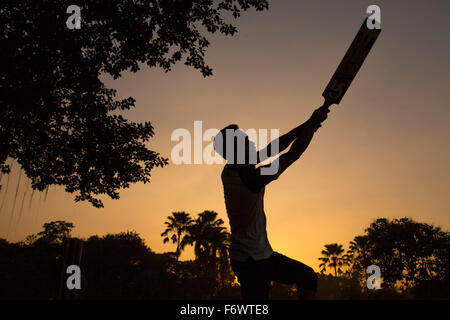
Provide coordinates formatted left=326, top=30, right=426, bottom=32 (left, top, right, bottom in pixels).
left=0, top=218, right=236, bottom=299
left=346, top=218, right=449, bottom=297
left=36, top=220, right=74, bottom=244
left=318, top=243, right=348, bottom=277
left=0, top=0, right=269, bottom=207
left=181, top=210, right=233, bottom=295
left=161, top=211, right=193, bottom=258
left=1, top=216, right=449, bottom=299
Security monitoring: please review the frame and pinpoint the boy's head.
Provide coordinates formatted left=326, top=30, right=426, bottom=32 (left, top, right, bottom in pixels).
left=213, top=124, right=257, bottom=165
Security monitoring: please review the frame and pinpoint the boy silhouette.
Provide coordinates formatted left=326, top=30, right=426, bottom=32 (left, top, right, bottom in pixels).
left=214, top=106, right=329, bottom=300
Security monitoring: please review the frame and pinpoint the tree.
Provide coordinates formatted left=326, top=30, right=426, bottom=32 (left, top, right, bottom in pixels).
left=181, top=210, right=232, bottom=294
left=83, top=231, right=161, bottom=298
left=348, top=218, right=450, bottom=296
left=0, top=0, right=269, bottom=206
left=161, top=211, right=193, bottom=258
left=23, top=234, right=38, bottom=246
left=0, top=236, right=62, bottom=299
left=318, top=243, right=348, bottom=277
left=182, top=210, right=229, bottom=263
left=343, top=235, right=370, bottom=276
left=36, top=220, right=74, bottom=244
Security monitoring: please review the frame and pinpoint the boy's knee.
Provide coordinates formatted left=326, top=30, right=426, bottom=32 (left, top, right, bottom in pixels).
left=297, top=268, right=318, bottom=299
left=310, top=269, right=318, bottom=288
left=300, top=266, right=318, bottom=290
left=309, top=268, right=318, bottom=287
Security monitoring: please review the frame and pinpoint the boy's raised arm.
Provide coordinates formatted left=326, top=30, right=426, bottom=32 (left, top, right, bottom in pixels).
left=257, top=106, right=330, bottom=164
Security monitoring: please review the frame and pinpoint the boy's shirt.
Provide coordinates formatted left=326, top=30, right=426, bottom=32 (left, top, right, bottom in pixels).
left=221, top=164, right=279, bottom=262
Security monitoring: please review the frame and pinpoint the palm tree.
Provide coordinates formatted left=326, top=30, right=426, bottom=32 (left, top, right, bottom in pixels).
left=181, top=210, right=231, bottom=282
left=161, top=211, right=193, bottom=259
left=318, top=243, right=348, bottom=277
left=347, top=236, right=370, bottom=270
left=343, top=235, right=373, bottom=282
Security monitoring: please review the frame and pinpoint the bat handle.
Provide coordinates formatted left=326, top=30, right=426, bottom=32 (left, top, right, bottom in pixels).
left=320, top=100, right=333, bottom=110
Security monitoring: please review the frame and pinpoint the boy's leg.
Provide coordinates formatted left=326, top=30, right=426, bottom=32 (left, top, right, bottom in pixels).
left=231, top=257, right=271, bottom=300
left=268, top=252, right=318, bottom=299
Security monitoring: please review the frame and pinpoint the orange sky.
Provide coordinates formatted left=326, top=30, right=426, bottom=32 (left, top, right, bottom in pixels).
left=1, top=0, right=449, bottom=272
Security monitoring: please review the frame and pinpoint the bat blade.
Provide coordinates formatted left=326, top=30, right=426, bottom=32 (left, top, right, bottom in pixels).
left=323, top=18, right=381, bottom=105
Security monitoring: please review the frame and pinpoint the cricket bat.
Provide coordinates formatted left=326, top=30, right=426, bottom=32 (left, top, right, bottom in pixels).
left=321, top=18, right=381, bottom=109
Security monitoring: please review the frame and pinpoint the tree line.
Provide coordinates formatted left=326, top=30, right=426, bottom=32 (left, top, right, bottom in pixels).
left=318, top=218, right=449, bottom=299
left=0, top=215, right=448, bottom=299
